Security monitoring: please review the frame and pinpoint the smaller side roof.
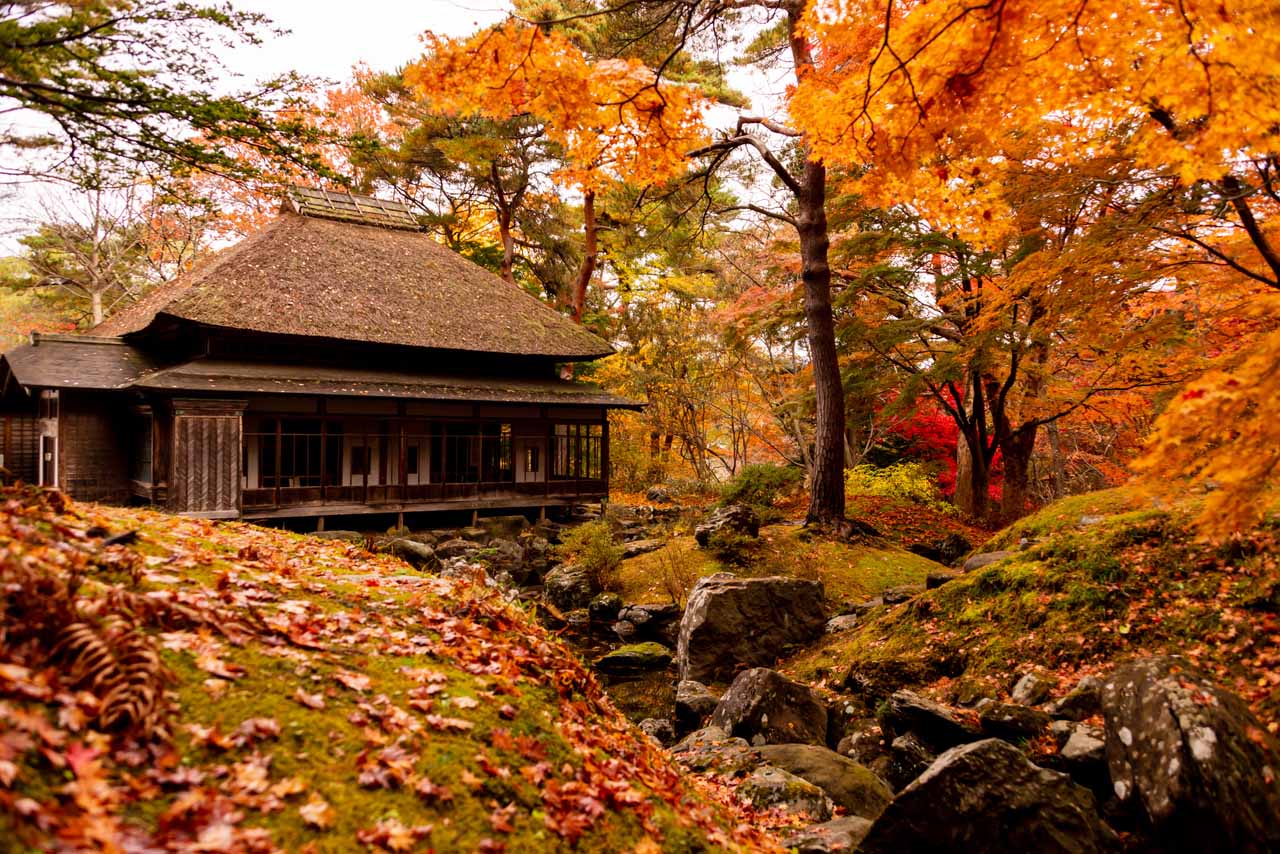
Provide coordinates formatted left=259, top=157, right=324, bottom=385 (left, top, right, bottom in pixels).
left=2, top=334, right=159, bottom=391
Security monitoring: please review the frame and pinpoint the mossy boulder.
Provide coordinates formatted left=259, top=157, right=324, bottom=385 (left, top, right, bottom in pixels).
left=594, top=642, right=673, bottom=676
left=755, top=744, right=892, bottom=819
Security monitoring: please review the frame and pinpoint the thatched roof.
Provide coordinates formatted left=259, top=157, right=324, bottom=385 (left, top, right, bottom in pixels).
left=1, top=335, right=639, bottom=408
left=92, top=206, right=612, bottom=360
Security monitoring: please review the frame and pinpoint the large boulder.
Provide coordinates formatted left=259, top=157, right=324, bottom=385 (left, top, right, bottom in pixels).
left=755, top=744, right=892, bottom=819
left=542, top=564, right=596, bottom=612
left=675, top=680, right=719, bottom=733
left=860, top=738, right=1119, bottom=854
left=1046, top=674, right=1103, bottom=721
left=1011, top=671, right=1058, bottom=706
left=622, top=538, right=666, bottom=559
left=676, top=574, right=825, bottom=683
left=881, top=690, right=981, bottom=751
left=736, top=765, right=833, bottom=821
left=879, top=733, right=935, bottom=792
left=710, top=668, right=829, bottom=746
left=1101, top=657, right=1280, bottom=853
left=385, top=537, right=440, bottom=570
left=978, top=702, right=1052, bottom=741
left=694, top=504, right=761, bottom=547
left=781, top=816, right=872, bottom=854
left=593, top=642, right=672, bottom=676
left=476, top=514, right=529, bottom=541
left=587, top=592, right=623, bottom=623
left=962, top=550, right=1017, bottom=572
left=669, top=726, right=758, bottom=775
left=435, top=538, right=482, bottom=561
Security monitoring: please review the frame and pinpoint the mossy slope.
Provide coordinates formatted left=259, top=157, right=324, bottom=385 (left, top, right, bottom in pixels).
left=786, top=487, right=1280, bottom=728
left=0, top=488, right=779, bottom=853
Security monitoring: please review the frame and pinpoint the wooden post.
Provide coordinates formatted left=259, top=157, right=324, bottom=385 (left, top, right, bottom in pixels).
left=316, top=515, right=325, bottom=532
left=319, top=419, right=327, bottom=503
left=539, top=505, right=546, bottom=522
left=397, top=511, right=404, bottom=531
left=273, top=418, right=281, bottom=508
left=601, top=416, right=609, bottom=493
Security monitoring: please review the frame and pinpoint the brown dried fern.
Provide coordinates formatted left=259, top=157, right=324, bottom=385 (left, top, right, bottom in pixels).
left=52, top=616, right=171, bottom=735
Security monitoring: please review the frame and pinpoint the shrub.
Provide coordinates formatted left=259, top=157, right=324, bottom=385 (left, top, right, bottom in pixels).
left=720, top=464, right=802, bottom=509
left=844, top=462, right=955, bottom=512
left=656, top=546, right=702, bottom=609
left=706, top=528, right=757, bottom=567
left=554, top=520, right=624, bottom=591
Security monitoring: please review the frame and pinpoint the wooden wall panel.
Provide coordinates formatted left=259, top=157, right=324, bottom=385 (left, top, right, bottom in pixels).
left=58, top=392, right=131, bottom=503
left=171, top=413, right=241, bottom=516
left=0, top=413, right=39, bottom=484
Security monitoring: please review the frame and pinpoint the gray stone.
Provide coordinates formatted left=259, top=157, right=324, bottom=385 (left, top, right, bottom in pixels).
left=882, top=585, right=923, bottom=605
left=311, top=530, right=364, bottom=543
left=979, top=702, right=1052, bottom=740
left=1102, top=657, right=1280, bottom=853
left=926, top=569, right=962, bottom=589
left=676, top=574, right=825, bottom=683
left=1011, top=671, right=1057, bottom=706
left=860, top=739, right=1119, bottom=854
left=622, top=538, right=666, bottom=559
left=593, top=642, right=672, bottom=676
left=881, top=690, right=981, bottom=751
left=669, top=726, right=757, bottom=775
left=962, top=550, right=1017, bottom=572
left=638, top=717, right=675, bottom=746
left=1046, top=674, right=1103, bottom=721
left=836, top=721, right=887, bottom=767
left=385, top=538, right=440, bottom=570
left=612, top=619, right=639, bottom=641
left=1061, top=725, right=1106, bottom=765
left=645, top=485, right=673, bottom=503
left=781, top=816, right=873, bottom=854
left=458, top=525, right=489, bottom=543
left=881, top=732, right=935, bottom=791
left=825, top=614, right=861, bottom=634
left=711, top=668, right=829, bottom=747
left=736, top=765, right=833, bottom=821
left=675, top=680, right=719, bottom=733
left=587, top=592, right=623, bottom=623
left=755, top=744, right=892, bottom=819
left=1079, top=515, right=1106, bottom=526
left=435, top=538, right=481, bottom=560
left=542, top=564, right=596, bottom=612
left=694, top=504, right=761, bottom=547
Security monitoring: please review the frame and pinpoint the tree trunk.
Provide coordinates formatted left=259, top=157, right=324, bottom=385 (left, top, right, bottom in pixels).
left=91, top=289, right=104, bottom=326
left=1047, top=421, right=1067, bottom=499
left=955, top=428, right=991, bottom=520
left=571, top=189, right=597, bottom=322
left=789, top=13, right=846, bottom=526
left=497, top=206, right=516, bottom=284
left=1000, top=427, right=1037, bottom=522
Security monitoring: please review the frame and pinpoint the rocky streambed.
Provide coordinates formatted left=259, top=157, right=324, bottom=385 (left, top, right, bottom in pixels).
left=349, top=503, right=1280, bottom=854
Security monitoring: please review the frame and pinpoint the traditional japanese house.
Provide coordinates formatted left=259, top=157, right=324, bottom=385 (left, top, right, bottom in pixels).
left=0, top=188, right=637, bottom=523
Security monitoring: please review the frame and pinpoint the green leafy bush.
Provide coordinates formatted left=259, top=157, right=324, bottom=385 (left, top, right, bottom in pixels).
left=706, top=528, right=758, bottom=567
left=720, top=464, right=802, bottom=508
left=844, top=462, right=955, bottom=513
left=554, top=520, right=624, bottom=590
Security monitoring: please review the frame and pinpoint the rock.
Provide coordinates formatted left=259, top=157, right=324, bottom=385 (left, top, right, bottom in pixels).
left=612, top=619, right=638, bottom=641
left=593, top=642, right=672, bottom=676
left=825, top=614, right=861, bottom=633
left=676, top=574, right=826, bottom=683
left=935, top=532, right=973, bottom=565
left=615, top=602, right=682, bottom=644
left=781, top=816, right=873, bottom=854
left=587, top=592, right=623, bottom=622
left=755, top=744, right=892, bottom=819
left=311, top=530, right=363, bottom=543
left=670, top=726, right=757, bottom=775
left=736, top=765, right=833, bottom=821
left=881, top=585, right=922, bottom=605
left=542, top=564, right=596, bottom=612
left=694, top=504, right=761, bottom=547
left=638, top=718, right=675, bottom=746
left=926, top=569, right=961, bottom=589
left=881, top=732, right=935, bottom=791
left=457, top=525, right=489, bottom=543
left=1046, top=674, right=1103, bottom=721
left=1079, top=515, right=1106, bottom=526
left=1061, top=725, right=1106, bottom=766
left=711, top=668, right=829, bottom=747
left=836, top=721, right=887, bottom=767
left=438, top=559, right=493, bottom=587
left=1011, top=671, right=1057, bottom=706
left=675, top=680, right=719, bottom=733
left=622, top=538, right=666, bottom=559
left=1101, top=656, right=1280, bottom=853
left=435, top=538, right=481, bottom=560
left=645, top=485, right=673, bottom=503
left=962, top=550, right=1017, bottom=571
left=906, top=542, right=944, bottom=562
left=385, top=538, right=440, bottom=570
left=881, top=690, right=981, bottom=751
left=860, top=738, right=1119, bottom=854
left=476, top=514, right=529, bottom=541
left=475, top=538, right=525, bottom=580
left=979, top=702, right=1052, bottom=740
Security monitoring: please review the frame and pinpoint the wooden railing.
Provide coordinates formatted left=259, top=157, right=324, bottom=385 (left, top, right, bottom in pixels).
left=241, top=478, right=607, bottom=510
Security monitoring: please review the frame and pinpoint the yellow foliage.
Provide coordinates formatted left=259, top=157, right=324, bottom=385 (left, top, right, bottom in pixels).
left=404, top=23, right=709, bottom=192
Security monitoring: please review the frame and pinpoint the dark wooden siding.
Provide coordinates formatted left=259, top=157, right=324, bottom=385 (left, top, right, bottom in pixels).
left=171, top=413, right=240, bottom=516
left=58, top=392, right=131, bottom=503
left=0, top=413, right=39, bottom=484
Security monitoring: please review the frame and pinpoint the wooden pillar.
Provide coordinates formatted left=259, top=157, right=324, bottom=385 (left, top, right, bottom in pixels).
left=320, top=419, right=327, bottom=502
left=316, top=515, right=325, bottom=532
left=396, top=511, right=404, bottom=530
left=273, top=418, right=281, bottom=507
left=601, top=415, right=610, bottom=490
